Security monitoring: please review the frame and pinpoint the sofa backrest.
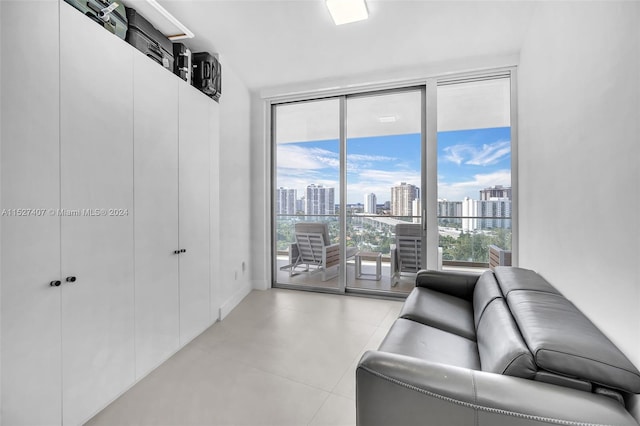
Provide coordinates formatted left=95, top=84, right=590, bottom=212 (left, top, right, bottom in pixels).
left=494, top=266, right=640, bottom=394
left=472, top=271, right=503, bottom=327
left=473, top=271, right=536, bottom=379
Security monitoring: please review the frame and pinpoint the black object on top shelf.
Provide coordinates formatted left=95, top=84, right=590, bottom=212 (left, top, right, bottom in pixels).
left=125, top=7, right=174, bottom=73
left=192, top=52, right=222, bottom=102
left=172, top=43, right=192, bottom=83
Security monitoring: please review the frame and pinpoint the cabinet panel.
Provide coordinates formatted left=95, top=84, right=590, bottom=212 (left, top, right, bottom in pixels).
left=133, top=53, right=180, bottom=379
left=0, top=2, right=61, bottom=424
left=60, top=3, right=134, bottom=424
left=179, top=86, right=212, bottom=344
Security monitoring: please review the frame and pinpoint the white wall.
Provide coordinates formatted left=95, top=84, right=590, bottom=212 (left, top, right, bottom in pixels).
left=518, top=2, right=640, bottom=366
left=215, top=61, right=254, bottom=317
left=250, top=92, right=271, bottom=291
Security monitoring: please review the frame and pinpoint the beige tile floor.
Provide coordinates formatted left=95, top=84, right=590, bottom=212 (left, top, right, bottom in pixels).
left=86, top=289, right=403, bottom=426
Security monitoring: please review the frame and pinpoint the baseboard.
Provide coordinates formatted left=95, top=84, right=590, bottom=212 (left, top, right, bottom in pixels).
left=219, top=281, right=252, bottom=320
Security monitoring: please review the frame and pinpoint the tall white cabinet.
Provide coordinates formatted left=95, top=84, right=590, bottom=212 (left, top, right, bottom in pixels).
left=59, top=4, right=136, bottom=425
left=133, top=53, right=181, bottom=380
left=178, top=84, right=212, bottom=345
left=1, top=2, right=62, bottom=424
left=0, top=1, right=220, bottom=425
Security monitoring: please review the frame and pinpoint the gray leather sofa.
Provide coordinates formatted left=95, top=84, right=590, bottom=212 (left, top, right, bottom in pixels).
left=357, top=267, right=640, bottom=425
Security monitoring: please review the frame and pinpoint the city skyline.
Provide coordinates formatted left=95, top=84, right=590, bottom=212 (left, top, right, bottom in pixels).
left=276, top=126, right=511, bottom=204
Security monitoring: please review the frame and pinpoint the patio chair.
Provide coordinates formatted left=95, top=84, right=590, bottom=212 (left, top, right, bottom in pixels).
left=489, top=245, right=512, bottom=270
left=390, top=223, right=443, bottom=286
left=285, top=222, right=356, bottom=281
left=390, top=223, right=422, bottom=286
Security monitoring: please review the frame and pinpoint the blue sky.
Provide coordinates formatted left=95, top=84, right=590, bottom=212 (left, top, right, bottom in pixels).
left=277, top=126, right=511, bottom=204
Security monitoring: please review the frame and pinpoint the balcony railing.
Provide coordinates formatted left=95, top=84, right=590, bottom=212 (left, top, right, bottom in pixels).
left=275, top=214, right=511, bottom=267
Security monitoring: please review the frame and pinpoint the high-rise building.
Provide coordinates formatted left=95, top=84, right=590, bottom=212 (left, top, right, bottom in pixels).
left=391, top=182, right=419, bottom=217
left=462, top=197, right=478, bottom=232
left=478, top=198, right=512, bottom=229
left=480, top=185, right=512, bottom=201
left=412, top=198, right=421, bottom=223
left=305, top=184, right=335, bottom=215
left=462, top=197, right=511, bottom=231
left=364, top=193, right=377, bottom=214
left=438, top=199, right=463, bottom=218
left=276, top=187, right=297, bottom=215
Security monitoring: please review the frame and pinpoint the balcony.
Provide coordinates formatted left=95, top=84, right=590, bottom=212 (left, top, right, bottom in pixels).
left=274, top=214, right=512, bottom=294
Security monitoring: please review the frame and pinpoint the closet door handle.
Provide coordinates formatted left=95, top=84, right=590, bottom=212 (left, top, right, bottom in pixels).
left=174, top=250, right=181, bottom=254
left=65, top=276, right=77, bottom=283
left=180, top=249, right=186, bottom=253
left=50, top=280, right=61, bottom=287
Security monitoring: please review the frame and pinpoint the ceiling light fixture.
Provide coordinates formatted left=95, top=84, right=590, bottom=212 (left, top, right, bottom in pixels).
left=127, top=0, right=194, bottom=40
left=326, top=0, right=369, bottom=26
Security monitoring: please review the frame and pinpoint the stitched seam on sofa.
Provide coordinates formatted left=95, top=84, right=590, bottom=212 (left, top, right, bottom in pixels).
left=474, top=296, right=502, bottom=329
left=502, top=288, right=559, bottom=298
left=359, top=366, right=619, bottom=426
left=536, top=349, right=640, bottom=381
left=471, top=369, right=479, bottom=426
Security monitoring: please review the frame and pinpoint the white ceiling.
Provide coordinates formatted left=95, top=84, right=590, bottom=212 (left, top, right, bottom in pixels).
left=153, top=0, right=537, bottom=91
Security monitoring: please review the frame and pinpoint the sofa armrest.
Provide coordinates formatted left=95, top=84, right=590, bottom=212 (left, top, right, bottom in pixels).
left=414, top=270, right=482, bottom=300
left=357, top=351, right=639, bottom=426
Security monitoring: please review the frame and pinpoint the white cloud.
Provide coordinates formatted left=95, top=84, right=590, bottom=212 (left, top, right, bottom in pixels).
left=348, top=154, right=397, bottom=162
left=277, top=145, right=339, bottom=170
left=347, top=169, right=421, bottom=204
left=438, top=170, right=511, bottom=201
left=443, top=140, right=510, bottom=167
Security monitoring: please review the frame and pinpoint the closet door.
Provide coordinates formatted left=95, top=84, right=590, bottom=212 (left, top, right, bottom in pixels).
left=59, top=3, right=135, bottom=424
left=0, top=2, right=61, bottom=424
left=178, top=85, right=211, bottom=344
left=133, top=52, right=180, bottom=379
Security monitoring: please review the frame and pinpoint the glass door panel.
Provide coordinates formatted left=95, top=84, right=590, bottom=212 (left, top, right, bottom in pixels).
left=345, top=89, right=423, bottom=294
left=273, top=99, right=342, bottom=290
left=437, top=77, right=512, bottom=269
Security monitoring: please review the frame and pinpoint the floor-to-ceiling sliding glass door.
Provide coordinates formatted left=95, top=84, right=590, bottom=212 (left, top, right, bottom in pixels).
left=272, top=69, right=515, bottom=295
left=272, top=87, right=425, bottom=296
left=345, top=88, right=424, bottom=295
left=272, top=98, right=343, bottom=291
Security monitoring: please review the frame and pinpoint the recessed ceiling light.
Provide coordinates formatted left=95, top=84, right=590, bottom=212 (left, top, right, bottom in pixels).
left=326, top=0, right=369, bottom=26
left=378, top=116, right=397, bottom=123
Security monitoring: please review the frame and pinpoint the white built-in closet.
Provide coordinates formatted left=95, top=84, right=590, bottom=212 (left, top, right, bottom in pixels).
left=0, top=1, right=219, bottom=424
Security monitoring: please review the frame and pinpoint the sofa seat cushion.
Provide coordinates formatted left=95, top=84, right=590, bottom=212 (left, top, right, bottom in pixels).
left=379, top=318, right=480, bottom=370
left=399, top=287, right=476, bottom=341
